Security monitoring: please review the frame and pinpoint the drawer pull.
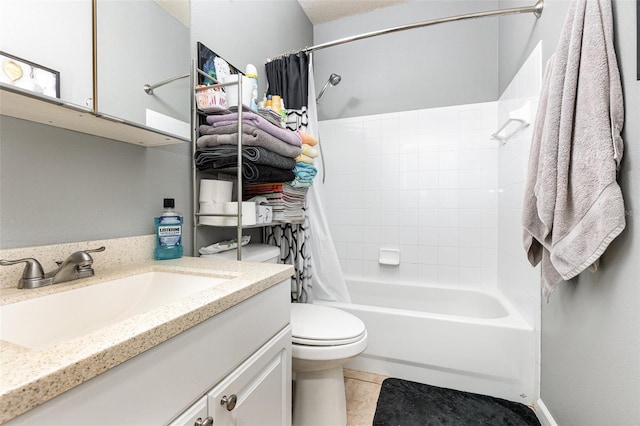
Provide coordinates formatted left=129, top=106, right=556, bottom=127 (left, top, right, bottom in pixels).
left=220, top=394, right=237, bottom=411
left=194, top=416, right=213, bottom=426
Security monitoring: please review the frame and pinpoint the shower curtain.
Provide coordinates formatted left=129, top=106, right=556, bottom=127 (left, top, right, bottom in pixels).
left=265, top=52, right=350, bottom=303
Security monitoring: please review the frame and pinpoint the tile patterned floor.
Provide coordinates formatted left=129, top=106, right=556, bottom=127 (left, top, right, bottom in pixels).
left=344, top=369, right=387, bottom=426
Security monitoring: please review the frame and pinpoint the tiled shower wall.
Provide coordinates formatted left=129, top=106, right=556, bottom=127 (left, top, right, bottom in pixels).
left=319, top=102, right=499, bottom=288
left=497, top=43, right=542, bottom=328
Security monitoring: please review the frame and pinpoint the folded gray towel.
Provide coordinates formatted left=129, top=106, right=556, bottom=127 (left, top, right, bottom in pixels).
left=206, top=111, right=302, bottom=147
left=195, top=145, right=296, bottom=171
left=522, top=0, right=625, bottom=301
left=197, top=123, right=301, bottom=159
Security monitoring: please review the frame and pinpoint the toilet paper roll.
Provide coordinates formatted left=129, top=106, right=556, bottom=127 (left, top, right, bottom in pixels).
left=199, top=201, right=226, bottom=226
left=199, top=179, right=233, bottom=203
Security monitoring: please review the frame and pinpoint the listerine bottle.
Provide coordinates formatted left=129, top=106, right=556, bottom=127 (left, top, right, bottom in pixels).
left=154, top=198, right=184, bottom=260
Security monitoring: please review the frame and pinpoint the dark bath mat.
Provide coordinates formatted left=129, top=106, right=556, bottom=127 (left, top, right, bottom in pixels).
left=373, top=378, right=541, bottom=426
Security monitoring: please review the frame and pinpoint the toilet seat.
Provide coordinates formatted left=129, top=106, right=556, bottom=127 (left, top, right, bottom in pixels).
left=290, top=303, right=366, bottom=347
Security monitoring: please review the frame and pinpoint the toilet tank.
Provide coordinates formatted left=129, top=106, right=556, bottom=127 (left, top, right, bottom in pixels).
left=201, top=244, right=280, bottom=263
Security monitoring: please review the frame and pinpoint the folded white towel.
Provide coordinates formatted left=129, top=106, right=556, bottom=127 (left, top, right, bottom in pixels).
left=199, top=236, right=251, bottom=255
left=522, top=0, right=625, bottom=301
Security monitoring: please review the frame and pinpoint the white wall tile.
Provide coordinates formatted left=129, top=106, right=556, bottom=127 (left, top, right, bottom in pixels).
left=322, top=101, right=499, bottom=289
left=345, top=242, right=363, bottom=260
left=398, top=191, right=419, bottom=209
left=438, top=209, right=459, bottom=227
left=418, top=264, right=439, bottom=283
left=362, top=243, right=380, bottom=261
left=438, top=227, right=460, bottom=247
left=417, top=245, right=438, bottom=264
left=459, top=267, right=483, bottom=286
left=397, top=226, right=418, bottom=245
left=436, top=107, right=460, bottom=131
left=347, top=225, right=364, bottom=243
left=418, top=227, right=438, bottom=246
left=379, top=264, right=399, bottom=280
left=438, top=247, right=459, bottom=266
left=460, top=247, right=483, bottom=268
left=438, top=265, right=459, bottom=284
left=380, top=226, right=400, bottom=244
left=418, top=190, right=439, bottom=210
left=418, top=171, right=439, bottom=189
left=459, top=169, right=483, bottom=189
left=345, top=259, right=364, bottom=277
left=399, top=244, right=419, bottom=264
left=419, top=151, right=439, bottom=170
left=438, top=189, right=459, bottom=209
left=459, top=108, right=484, bottom=131
left=459, top=228, right=484, bottom=248
left=399, top=263, right=418, bottom=282
left=397, top=209, right=419, bottom=227
left=362, top=260, right=380, bottom=279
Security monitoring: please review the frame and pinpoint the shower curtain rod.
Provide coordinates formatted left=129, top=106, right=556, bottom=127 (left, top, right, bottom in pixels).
left=269, top=0, right=543, bottom=59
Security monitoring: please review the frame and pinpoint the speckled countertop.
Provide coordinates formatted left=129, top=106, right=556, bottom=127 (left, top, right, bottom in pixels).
left=0, top=256, right=294, bottom=424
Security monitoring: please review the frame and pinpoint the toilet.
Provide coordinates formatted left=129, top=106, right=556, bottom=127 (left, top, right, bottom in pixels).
left=291, top=303, right=367, bottom=426
left=203, top=244, right=368, bottom=425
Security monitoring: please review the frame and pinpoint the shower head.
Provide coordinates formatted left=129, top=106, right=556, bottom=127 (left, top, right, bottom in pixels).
left=316, top=73, right=342, bottom=103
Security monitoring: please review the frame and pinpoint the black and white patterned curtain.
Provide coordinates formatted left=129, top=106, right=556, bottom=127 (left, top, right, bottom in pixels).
left=265, top=52, right=313, bottom=303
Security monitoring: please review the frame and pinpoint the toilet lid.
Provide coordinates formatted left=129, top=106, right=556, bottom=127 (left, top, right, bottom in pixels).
left=290, top=303, right=366, bottom=346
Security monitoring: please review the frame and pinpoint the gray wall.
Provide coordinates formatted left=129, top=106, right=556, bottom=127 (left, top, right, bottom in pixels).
left=0, top=0, right=312, bottom=254
left=0, top=117, right=193, bottom=250
left=191, top=0, right=313, bottom=102
left=312, top=0, right=499, bottom=120
left=498, top=0, right=640, bottom=424
left=189, top=0, right=313, bottom=248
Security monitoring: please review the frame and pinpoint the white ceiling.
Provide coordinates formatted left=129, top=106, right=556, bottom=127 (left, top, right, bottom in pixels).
left=153, top=0, right=409, bottom=28
left=298, top=0, right=410, bottom=25
left=154, top=0, right=190, bottom=27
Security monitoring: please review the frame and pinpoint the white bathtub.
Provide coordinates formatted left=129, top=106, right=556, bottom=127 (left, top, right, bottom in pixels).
left=314, top=279, right=536, bottom=404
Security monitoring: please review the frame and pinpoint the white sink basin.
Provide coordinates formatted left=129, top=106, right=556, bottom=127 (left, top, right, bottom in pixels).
left=0, top=271, right=227, bottom=349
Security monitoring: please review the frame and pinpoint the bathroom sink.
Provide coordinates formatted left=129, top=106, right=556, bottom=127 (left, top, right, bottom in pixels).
left=0, top=271, right=227, bottom=349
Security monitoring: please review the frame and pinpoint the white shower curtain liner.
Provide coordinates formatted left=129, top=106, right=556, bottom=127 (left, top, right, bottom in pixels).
left=306, top=53, right=351, bottom=303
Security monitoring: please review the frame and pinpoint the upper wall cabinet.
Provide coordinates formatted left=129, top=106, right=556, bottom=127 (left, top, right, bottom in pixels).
left=0, top=0, right=93, bottom=109
left=95, top=0, right=191, bottom=141
left=0, top=0, right=190, bottom=147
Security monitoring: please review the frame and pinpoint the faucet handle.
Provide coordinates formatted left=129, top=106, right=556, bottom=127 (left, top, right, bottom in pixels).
left=84, top=246, right=106, bottom=254
left=0, top=258, right=45, bottom=281
left=54, top=247, right=105, bottom=268
left=73, top=246, right=106, bottom=273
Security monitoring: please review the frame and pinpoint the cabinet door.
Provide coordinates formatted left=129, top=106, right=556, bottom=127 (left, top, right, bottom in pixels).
left=208, top=326, right=292, bottom=426
left=0, top=0, right=92, bottom=108
left=167, top=395, right=209, bottom=426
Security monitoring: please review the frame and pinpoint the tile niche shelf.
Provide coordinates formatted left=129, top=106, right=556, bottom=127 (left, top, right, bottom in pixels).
left=0, top=84, right=188, bottom=147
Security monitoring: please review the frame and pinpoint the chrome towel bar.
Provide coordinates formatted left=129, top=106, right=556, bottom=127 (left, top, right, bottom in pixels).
left=490, top=118, right=530, bottom=143
left=144, top=73, right=189, bottom=95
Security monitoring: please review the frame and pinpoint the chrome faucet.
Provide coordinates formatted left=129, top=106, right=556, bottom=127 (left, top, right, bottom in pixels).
left=0, top=246, right=105, bottom=289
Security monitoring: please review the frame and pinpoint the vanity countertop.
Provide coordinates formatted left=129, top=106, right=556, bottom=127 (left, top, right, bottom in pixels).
left=0, top=257, right=294, bottom=424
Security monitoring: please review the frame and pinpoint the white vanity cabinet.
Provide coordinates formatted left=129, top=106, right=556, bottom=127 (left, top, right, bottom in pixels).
left=6, top=279, right=291, bottom=425
left=169, top=325, right=291, bottom=426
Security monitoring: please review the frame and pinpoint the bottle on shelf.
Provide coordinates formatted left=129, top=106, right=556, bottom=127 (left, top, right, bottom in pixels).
left=245, top=64, right=259, bottom=111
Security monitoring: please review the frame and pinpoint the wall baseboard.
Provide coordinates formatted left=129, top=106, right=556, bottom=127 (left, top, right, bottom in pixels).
left=535, top=399, right=558, bottom=426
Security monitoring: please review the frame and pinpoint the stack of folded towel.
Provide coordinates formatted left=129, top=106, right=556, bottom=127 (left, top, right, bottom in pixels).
left=195, top=111, right=302, bottom=184
left=291, top=130, right=319, bottom=187
left=196, top=111, right=321, bottom=221
left=244, top=182, right=307, bottom=222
